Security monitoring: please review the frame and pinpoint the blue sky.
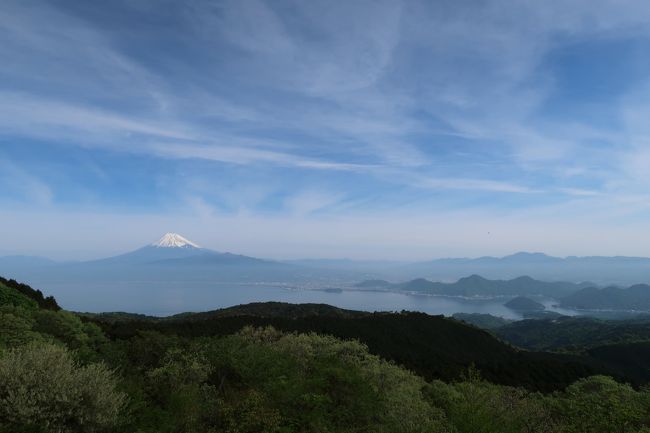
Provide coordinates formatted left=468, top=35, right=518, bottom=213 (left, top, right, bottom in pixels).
left=2, top=0, right=650, bottom=260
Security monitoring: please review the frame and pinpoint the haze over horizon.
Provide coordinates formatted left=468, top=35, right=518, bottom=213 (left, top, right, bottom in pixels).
left=3, top=0, right=650, bottom=260
left=4, top=230, right=650, bottom=264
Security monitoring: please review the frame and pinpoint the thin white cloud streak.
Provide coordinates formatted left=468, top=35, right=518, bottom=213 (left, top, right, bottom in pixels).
left=0, top=92, right=192, bottom=141
left=416, top=177, right=538, bottom=194
left=149, top=142, right=376, bottom=172
left=558, top=188, right=601, bottom=197
left=0, top=161, right=53, bottom=205
left=283, top=190, right=346, bottom=217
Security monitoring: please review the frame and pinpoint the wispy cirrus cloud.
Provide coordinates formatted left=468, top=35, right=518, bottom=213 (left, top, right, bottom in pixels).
left=4, top=0, right=650, bottom=256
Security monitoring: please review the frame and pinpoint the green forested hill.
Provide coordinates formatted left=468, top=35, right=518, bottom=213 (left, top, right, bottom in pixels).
left=560, top=284, right=650, bottom=311
left=496, top=316, right=650, bottom=351
left=171, top=301, right=367, bottom=320
left=452, top=312, right=514, bottom=329
left=90, top=303, right=616, bottom=391
left=496, top=316, right=650, bottom=382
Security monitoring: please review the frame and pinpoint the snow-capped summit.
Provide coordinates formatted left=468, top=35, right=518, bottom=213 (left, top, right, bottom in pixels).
left=152, top=233, right=200, bottom=249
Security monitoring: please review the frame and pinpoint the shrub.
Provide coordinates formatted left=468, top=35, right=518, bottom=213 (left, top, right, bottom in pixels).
left=228, top=326, right=450, bottom=433
left=552, top=375, right=647, bottom=433
left=0, top=306, right=42, bottom=349
left=0, top=343, right=126, bottom=433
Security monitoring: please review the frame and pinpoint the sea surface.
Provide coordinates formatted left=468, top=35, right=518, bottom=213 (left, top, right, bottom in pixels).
left=29, top=279, right=581, bottom=318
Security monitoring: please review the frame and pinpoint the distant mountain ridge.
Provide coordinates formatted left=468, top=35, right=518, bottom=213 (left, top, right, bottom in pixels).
left=431, top=252, right=563, bottom=264
left=421, top=252, right=650, bottom=265
left=5, top=246, right=650, bottom=286
left=560, top=284, right=650, bottom=311
left=355, top=275, right=592, bottom=298
left=403, top=252, right=650, bottom=285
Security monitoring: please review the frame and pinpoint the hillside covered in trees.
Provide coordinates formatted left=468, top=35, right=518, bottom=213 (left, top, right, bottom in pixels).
left=2, top=277, right=650, bottom=433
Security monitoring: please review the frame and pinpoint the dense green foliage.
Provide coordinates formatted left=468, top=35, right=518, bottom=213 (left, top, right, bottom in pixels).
left=0, top=302, right=108, bottom=360
left=497, top=316, right=650, bottom=352
left=452, top=313, right=513, bottom=330
left=3, top=279, right=650, bottom=432
left=427, top=371, right=650, bottom=433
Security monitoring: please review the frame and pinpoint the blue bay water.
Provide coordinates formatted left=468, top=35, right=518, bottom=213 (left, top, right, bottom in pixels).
left=30, top=280, right=579, bottom=319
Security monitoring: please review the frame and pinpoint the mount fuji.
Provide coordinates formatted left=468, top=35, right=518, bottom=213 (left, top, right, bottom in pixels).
left=0, top=232, right=286, bottom=286
left=87, top=233, right=270, bottom=266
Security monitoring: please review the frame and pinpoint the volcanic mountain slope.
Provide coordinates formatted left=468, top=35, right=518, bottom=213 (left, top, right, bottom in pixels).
left=0, top=233, right=290, bottom=286
left=86, top=233, right=271, bottom=266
